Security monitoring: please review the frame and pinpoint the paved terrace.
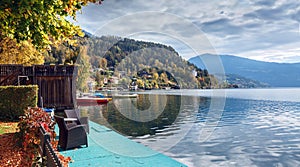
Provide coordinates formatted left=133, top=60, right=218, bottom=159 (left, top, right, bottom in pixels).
left=58, top=121, right=187, bottom=167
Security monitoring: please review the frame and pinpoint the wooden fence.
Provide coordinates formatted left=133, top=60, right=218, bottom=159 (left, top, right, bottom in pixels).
left=0, top=65, right=77, bottom=109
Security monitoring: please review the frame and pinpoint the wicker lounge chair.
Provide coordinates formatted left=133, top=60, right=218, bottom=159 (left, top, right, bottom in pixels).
left=64, top=109, right=89, bottom=133
left=54, top=115, right=88, bottom=150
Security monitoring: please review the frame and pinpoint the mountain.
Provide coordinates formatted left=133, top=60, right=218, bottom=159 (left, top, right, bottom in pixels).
left=221, top=73, right=269, bottom=88
left=45, top=33, right=218, bottom=89
left=189, top=54, right=300, bottom=87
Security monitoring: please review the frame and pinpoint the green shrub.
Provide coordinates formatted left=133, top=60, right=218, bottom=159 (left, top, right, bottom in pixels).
left=0, top=85, right=38, bottom=120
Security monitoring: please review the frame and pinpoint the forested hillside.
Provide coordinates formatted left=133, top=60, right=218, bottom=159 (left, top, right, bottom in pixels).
left=44, top=32, right=218, bottom=89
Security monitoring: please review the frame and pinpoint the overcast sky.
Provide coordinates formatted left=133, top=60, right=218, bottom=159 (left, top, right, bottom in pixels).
left=74, top=0, right=300, bottom=63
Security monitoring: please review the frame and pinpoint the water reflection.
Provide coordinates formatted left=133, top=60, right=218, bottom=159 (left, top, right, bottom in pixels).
left=80, top=94, right=205, bottom=153
left=82, top=94, right=181, bottom=136
left=79, top=94, right=214, bottom=137
left=79, top=90, right=300, bottom=167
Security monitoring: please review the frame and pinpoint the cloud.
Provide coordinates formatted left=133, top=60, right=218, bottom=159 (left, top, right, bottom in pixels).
left=291, top=10, right=300, bottom=22
left=199, top=18, right=243, bottom=36
left=254, top=0, right=276, bottom=7
left=244, top=2, right=298, bottom=21
left=75, top=0, right=300, bottom=63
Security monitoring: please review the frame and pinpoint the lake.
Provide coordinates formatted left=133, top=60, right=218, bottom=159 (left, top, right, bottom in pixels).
left=80, top=88, right=300, bottom=167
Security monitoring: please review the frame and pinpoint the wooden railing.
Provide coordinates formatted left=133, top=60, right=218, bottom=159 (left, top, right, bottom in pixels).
left=34, top=65, right=75, bottom=77
left=39, top=126, right=63, bottom=167
left=0, top=65, right=23, bottom=76
left=0, top=65, right=75, bottom=77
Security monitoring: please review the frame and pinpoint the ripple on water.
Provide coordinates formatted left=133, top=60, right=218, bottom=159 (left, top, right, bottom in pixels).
left=180, top=98, right=300, bottom=166
left=91, top=92, right=300, bottom=167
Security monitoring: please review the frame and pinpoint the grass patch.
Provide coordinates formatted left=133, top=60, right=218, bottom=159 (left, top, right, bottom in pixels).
left=0, top=122, right=18, bottom=135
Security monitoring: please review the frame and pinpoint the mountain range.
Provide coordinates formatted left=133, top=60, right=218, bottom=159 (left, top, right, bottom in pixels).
left=189, top=54, right=300, bottom=87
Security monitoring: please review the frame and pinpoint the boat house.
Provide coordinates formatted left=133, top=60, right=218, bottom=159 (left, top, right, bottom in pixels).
left=0, top=65, right=77, bottom=110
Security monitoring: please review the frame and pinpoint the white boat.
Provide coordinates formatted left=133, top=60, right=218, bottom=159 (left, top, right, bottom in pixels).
left=129, top=85, right=138, bottom=91
left=112, top=93, right=138, bottom=98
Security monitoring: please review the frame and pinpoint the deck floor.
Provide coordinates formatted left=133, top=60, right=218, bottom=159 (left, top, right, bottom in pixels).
left=58, top=121, right=187, bottom=167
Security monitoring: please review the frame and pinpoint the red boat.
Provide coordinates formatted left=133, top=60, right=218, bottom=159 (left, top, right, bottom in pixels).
left=76, top=97, right=112, bottom=106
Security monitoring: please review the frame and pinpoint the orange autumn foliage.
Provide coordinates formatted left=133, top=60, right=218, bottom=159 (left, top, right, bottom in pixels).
left=0, top=133, right=32, bottom=166
left=15, top=107, right=71, bottom=166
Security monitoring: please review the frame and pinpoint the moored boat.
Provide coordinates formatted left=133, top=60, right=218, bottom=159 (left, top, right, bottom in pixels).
left=76, top=97, right=112, bottom=106
left=112, top=93, right=138, bottom=98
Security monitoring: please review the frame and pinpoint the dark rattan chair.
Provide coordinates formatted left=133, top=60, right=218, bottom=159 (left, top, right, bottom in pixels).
left=54, top=115, right=88, bottom=150
left=64, top=109, right=89, bottom=133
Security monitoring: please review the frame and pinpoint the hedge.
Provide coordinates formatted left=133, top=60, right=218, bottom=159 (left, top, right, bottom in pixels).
left=0, top=85, right=38, bottom=120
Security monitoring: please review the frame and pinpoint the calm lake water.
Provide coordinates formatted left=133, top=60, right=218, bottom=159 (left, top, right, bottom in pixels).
left=80, top=88, right=300, bottom=167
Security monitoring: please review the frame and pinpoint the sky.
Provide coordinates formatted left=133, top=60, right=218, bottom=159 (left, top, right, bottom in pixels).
left=74, top=0, right=300, bottom=63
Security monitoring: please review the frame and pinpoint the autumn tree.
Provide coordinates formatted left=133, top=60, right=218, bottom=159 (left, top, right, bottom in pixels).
left=136, top=79, right=145, bottom=89
left=153, top=72, right=159, bottom=80
left=95, top=71, right=104, bottom=87
left=0, top=38, right=44, bottom=65
left=0, top=0, right=102, bottom=64
left=159, top=72, right=169, bottom=83
left=76, top=46, right=91, bottom=92
left=99, top=58, right=108, bottom=69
